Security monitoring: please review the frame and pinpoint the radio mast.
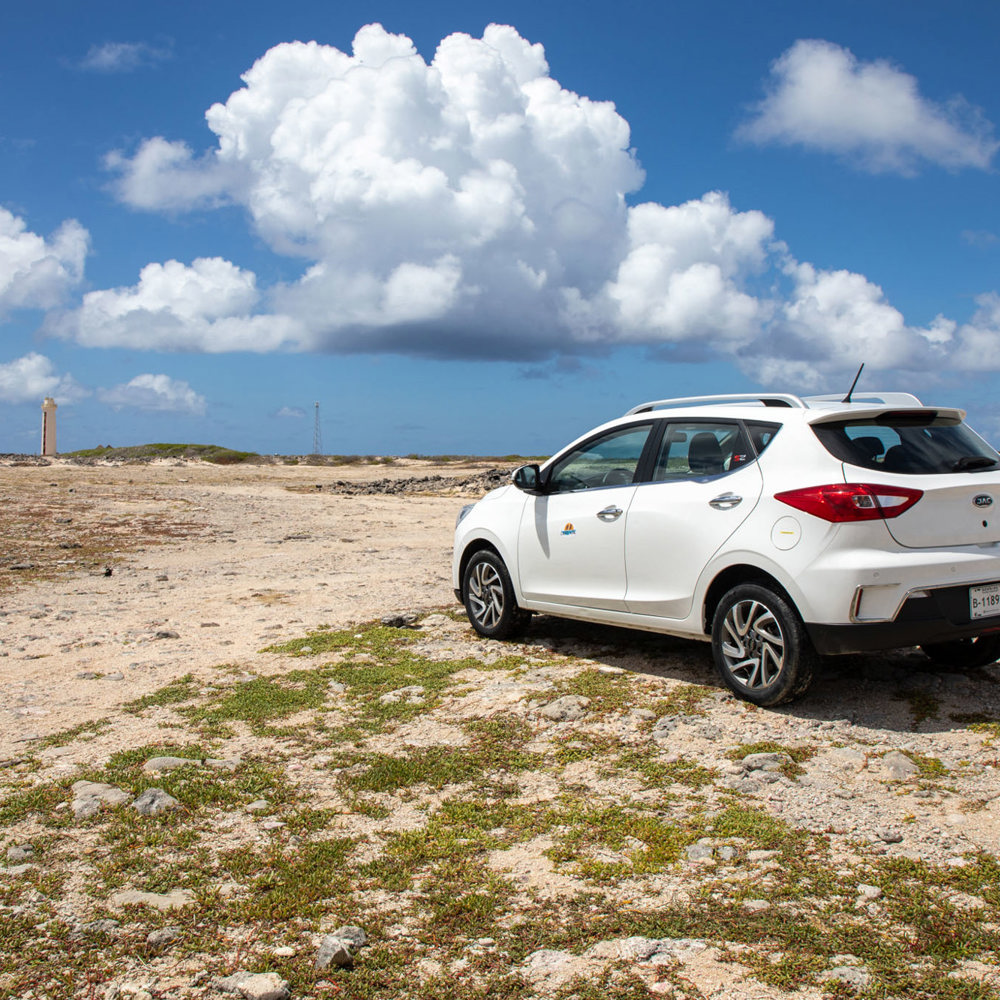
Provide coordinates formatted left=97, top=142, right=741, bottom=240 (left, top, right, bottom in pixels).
left=312, top=401, right=323, bottom=455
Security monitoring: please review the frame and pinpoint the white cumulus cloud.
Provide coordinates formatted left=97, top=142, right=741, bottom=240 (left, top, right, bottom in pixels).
left=57, top=23, right=996, bottom=389
left=737, top=39, right=998, bottom=174
left=97, top=373, right=206, bottom=414
left=0, top=352, right=87, bottom=405
left=275, top=406, right=306, bottom=418
left=0, top=208, right=89, bottom=316
left=59, top=257, right=301, bottom=352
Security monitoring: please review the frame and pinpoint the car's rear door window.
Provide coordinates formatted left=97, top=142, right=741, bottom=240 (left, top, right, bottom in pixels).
left=652, top=422, right=753, bottom=480
left=813, top=412, right=1000, bottom=474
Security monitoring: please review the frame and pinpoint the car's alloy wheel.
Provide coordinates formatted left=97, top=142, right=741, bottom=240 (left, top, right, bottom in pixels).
left=920, top=634, right=1000, bottom=669
left=462, top=549, right=529, bottom=640
left=712, top=583, right=816, bottom=706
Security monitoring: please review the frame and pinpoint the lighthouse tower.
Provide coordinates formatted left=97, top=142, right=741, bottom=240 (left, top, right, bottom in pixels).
left=41, top=397, right=57, bottom=456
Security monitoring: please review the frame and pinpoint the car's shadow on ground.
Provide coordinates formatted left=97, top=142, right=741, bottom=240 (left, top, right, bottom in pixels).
left=515, top=614, right=1000, bottom=737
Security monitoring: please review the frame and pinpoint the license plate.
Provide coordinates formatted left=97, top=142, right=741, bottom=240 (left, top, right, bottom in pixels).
left=970, top=582, right=1000, bottom=619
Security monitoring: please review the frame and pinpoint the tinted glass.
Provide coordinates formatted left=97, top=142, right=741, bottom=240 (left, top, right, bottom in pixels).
left=813, top=412, right=1000, bottom=474
left=548, top=425, right=651, bottom=492
left=652, top=422, right=752, bottom=481
left=745, top=421, right=781, bottom=456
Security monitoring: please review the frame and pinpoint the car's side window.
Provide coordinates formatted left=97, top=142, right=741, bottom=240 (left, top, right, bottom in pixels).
left=547, top=424, right=652, bottom=492
left=652, top=422, right=752, bottom=480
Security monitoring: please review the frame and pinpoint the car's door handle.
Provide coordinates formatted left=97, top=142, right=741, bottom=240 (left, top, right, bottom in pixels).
left=709, top=493, right=742, bottom=510
left=597, top=505, right=624, bottom=521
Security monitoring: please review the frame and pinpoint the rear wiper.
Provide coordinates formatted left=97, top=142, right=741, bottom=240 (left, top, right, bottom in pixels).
left=952, top=455, right=998, bottom=471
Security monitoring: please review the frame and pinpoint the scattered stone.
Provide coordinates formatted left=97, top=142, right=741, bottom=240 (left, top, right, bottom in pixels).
left=146, top=926, right=182, bottom=949
left=204, top=757, right=241, bottom=772
left=857, top=884, right=883, bottom=900
left=824, top=747, right=867, bottom=771
left=685, top=841, right=714, bottom=861
left=80, top=919, right=120, bottom=936
left=822, top=966, right=872, bottom=989
left=72, top=780, right=130, bottom=818
left=154, top=630, right=180, bottom=640
left=630, top=708, right=656, bottom=721
left=539, top=695, right=591, bottom=722
left=156, top=575, right=169, bottom=582
left=379, top=685, right=425, bottom=705
left=212, top=971, right=290, bottom=1000
left=315, top=936, right=353, bottom=970
left=201, top=622, right=221, bottom=627
left=110, top=889, right=193, bottom=911
left=6, top=844, right=34, bottom=863
left=76, top=671, right=100, bottom=679
left=380, top=612, right=419, bottom=628
left=881, top=751, right=919, bottom=780
left=132, top=788, right=179, bottom=816
left=246, top=799, right=270, bottom=813
left=876, top=828, right=903, bottom=844
left=10, top=563, right=36, bottom=571
left=273, top=946, right=296, bottom=958
left=742, top=899, right=771, bottom=913
left=328, top=925, right=367, bottom=949
left=143, top=756, right=197, bottom=773
left=104, top=672, right=125, bottom=681
left=742, top=752, right=793, bottom=772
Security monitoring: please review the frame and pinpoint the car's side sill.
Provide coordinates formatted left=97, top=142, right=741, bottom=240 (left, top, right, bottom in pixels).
left=520, top=600, right=711, bottom=642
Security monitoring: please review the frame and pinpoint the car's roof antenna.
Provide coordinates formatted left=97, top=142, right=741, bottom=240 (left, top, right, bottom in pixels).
left=842, top=363, right=865, bottom=403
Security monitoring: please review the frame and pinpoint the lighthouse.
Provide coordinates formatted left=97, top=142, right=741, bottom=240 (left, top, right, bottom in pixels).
left=41, top=397, right=57, bottom=456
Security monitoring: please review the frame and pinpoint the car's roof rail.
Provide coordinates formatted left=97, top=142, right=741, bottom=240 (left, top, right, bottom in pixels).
left=802, top=391, right=923, bottom=407
left=625, top=393, right=807, bottom=415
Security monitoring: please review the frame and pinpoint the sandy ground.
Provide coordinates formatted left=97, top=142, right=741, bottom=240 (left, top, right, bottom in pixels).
left=1, top=459, right=477, bottom=760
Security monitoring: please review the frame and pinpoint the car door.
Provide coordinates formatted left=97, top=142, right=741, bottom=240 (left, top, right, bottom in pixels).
left=517, top=422, right=655, bottom=611
left=624, top=420, right=764, bottom=619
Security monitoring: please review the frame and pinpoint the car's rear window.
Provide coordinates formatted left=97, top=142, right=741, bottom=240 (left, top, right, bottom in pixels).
left=812, top=411, right=1000, bottom=475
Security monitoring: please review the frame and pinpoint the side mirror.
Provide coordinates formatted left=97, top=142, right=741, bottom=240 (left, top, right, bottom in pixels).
left=512, top=463, right=546, bottom=494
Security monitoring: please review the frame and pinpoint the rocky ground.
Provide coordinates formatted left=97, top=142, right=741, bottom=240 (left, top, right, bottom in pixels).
left=1, top=459, right=999, bottom=999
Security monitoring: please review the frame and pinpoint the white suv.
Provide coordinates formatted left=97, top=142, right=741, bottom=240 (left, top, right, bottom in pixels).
left=453, top=392, right=1000, bottom=705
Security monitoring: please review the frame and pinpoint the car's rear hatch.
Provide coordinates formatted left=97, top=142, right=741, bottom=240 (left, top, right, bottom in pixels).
left=810, top=407, right=1000, bottom=549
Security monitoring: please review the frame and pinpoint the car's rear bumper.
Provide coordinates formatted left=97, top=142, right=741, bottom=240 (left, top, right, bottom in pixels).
left=807, top=583, right=1000, bottom=654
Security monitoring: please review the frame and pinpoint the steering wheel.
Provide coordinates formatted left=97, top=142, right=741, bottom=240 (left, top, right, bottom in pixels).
left=601, top=468, right=632, bottom=486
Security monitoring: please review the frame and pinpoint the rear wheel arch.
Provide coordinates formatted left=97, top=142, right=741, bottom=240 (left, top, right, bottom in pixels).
left=703, top=564, right=799, bottom=635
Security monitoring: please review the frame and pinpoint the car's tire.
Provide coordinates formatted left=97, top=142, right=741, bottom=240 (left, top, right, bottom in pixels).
left=462, top=549, right=530, bottom=640
left=711, top=583, right=817, bottom=706
left=920, top=635, right=1000, bottom=669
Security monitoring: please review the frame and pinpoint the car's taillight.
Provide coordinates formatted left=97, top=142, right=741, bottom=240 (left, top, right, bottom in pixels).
left=774, top=483, right=923, bottom=522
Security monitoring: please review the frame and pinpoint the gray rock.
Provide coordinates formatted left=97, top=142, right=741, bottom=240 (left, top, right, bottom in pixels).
left=540, top=695, right=591, bottom=722
left=857, top=883, right=883, bottom=900
left=315, top=936, right=353, bottom=970
left=146, top=926, right=182, bottom=949
left=142, top=756, right=196, bottom=773
left=132, top=788, right=179, bottom=816
left=81, top=918, right=120, bottom=935
left=328, top=925, right=367, bottom=949
left=631, top=709, right=656, bottom=722
left=717, top=845, right=736, bottom=861
left=822, top=966, right=872, bottom=989
left=104, top=672, right=125, bottom=681
left=72, top=780, right=130, bottom=818
left=246, top=799, right=270, bottom=812
left=742, top=752, right=793, bottom=772
left=76, top=671, right=100, bottom=679
left=6, top=844, right=34, bottom=863
left=379, top=685, right=425, bottom=705
left=111, top=889, right=193, bottom=910
left=380, top=612, right=419, bottom=628
left=824, top=747, right=867, bottom=771
left=154, top=630, right=180, bottom=639
left=881, top=750, right=919, bottom=780
left=213, top=971, right=290, bottom=1000
left=876, top=828, right=903, bottom=844
left=204, top=757, right=241, bottom=772
left=685, top=841, right=714, bottom=861
left=742, top=899, right=771, bottom=913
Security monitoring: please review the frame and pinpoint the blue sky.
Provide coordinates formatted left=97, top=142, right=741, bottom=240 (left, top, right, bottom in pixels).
left=1, top=0, right=998, bottom=456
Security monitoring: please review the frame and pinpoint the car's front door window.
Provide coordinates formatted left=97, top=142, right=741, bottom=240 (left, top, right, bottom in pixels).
left=548, top=425, right=652, bottom=492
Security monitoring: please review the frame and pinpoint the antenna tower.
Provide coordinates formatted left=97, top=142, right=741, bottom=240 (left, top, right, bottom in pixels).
left=312, top=401, right=323, bottom=455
